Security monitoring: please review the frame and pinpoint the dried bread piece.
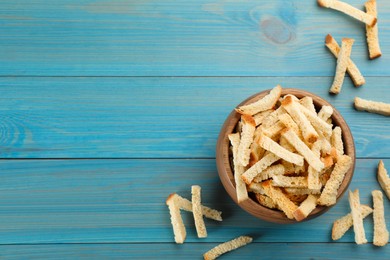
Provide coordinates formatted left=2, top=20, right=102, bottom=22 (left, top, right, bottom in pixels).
left=281, top=96, right=319, bottom=143
left=237, top=114, right=256, bottom=166
left=174, top=194, right=222, bottom=221
left=272, top=176, right=308, bottom=188
left=229, top=133, right=249, bottom=203
left=377, top=160, right=390, bottom=200
left=248, top=141, right=265, bottom=168
left=332, top=204, right=373, bottom=240
left=192, top=185, right=207, bottom=238
left=354, top=97, right=390, bottom=116
left=252, top=164, right=285, bottom=183
left=318, top=155, right=352, bottom=206
left=203, top=236, right=253, bottom=260
left=261, top=121, right=285, bottom=139
left=261, top=106, right=286, bottom=128
left=325, top=34, right=365, bottom=87
left=166, top=194, right=187, bottom=244
left=282, top=129, right=324, bottom=172
left=308, top=140, right=322, bottom=190
left=318, top=0, right=377, bottom=26
left=300, top=97, right=316, bottom=114
left=261, top=180, right=298, bottom=219
left=242, top=153, right=280, bottom=184
left=331, top=126, right=344, bottom=157
left=365, top=0, right=382, bottom=59
left=236, top=85, right=282, bottom=115
left=349, top=189, right=367, bottom=244
left=285, top=193, right=308, bottom=205
left=293, top=194, right=319, bottom=221
left=284, top=187, right=321, bottom=195
left=248, top=182, right=266, bottom=194
left=297, top=103, right=333, bottom=138
left=372, top=190, right=389, bottom=246
left=317, top=105, right=334, bottom=122
left=253, top=109, right=273, bottom=126
left=255, top=193, right=278, bottom=209
left=330, top=38, right=354, bottom=94
left=278, top=113, right=301, bottom=137
left=259, top=134, right=304, bottom=166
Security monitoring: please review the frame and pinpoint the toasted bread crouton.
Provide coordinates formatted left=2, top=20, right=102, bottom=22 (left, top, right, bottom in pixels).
left=282, top=129, right=324, bottom=172
left=308, top=140, right=322, bottom=190
left=166, top=193, right=186, bottom=244
left=229, top=133, right=249, bottom=203
left=293, top=194, right=319, bottom=221
left=203, top=236, right=253, bottom=260
left=331, top=126, right=344, bottom=157
left=255, top=193, right=278, bottom=209
left=372, top=190, right=389, bottom=246
left=261, top=180, right=298, bottom=219
left=259, top=134, right=304, bottom=166
left=365, top=0, right=382, bottom=59
left=242, top=153, right=280, bottom=184
left=253, top=109, right=273, bottom=126
left=192, top=185, right=207, bottom=238
left=299, top=96, right=316, bottom=114
left=261, top=121, right=285, bottom=139
left=330, top=38, right=354, bottom=94
left=248, top=182, right=266, bottom=194
left=318, top=0, right=377, bottom=26
left=318, top=105, right=334, bottom=122
left=278, top=113, right=301, bottom=137
left=284, top=193, right=308, bottom=205
left=318, top=155, right=352, bottom=206
left=261, top=180, right=299, bottom=219
left=284, top=187, right=321, bottom=195
left=297, top=103, right=332, bottom=138
left=272, top=176, right=308, bottom=188
left=325, top=34, right=365, bottom=87
left=174, top=194, right=222, bottom=221
left=252, top=164, right=285, bottom=183
left=377, top=160, right=390, bottom=200
left=349, top=190, right=367, bottom=244
left=281, top=96, right=319, bottom=143
left=262, top=106, right=286, bottom=128
left=237, top=115, right=256, bottom=166
left=354, top=97, right=390, bottom=116
left=236, top=85, right=282, bottom=115
left=332, top=205, right=372, bottom=240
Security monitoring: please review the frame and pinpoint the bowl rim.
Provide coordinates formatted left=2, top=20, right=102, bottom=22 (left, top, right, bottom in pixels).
left=216, top=88, right=356, bottom=224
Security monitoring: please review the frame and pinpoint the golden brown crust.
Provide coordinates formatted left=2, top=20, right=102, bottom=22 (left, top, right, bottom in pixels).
left=321, top=155, right=334, bottom=168
left=166, top=193, right=176, bottom=204
left=317, top=0, right=327, bottom=7
left=325, top=33, right=333, bottom=44
left=242, top=114, right=256, bottom=127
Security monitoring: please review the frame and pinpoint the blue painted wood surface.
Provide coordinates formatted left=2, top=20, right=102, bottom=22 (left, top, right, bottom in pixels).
left=0, top=77, right=388, bottom=158
left=0, top=0, right=389, bottom=76
left=0, top=0, right=389, bottom=258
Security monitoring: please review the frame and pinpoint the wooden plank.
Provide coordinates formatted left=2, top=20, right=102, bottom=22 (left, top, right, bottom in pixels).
left=0, top=158, right=387, bottom=244
left=0, top=77, right=390, bottom=158
left=0, top=0, right=389, bottom=76
left=0, top=77, right=388, bottom=158
left=1, top=243, right=389, bottom=259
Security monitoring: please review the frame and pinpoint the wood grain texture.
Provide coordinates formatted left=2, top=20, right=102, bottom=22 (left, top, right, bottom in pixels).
left=1, top=243, right=390, bottom=259
left=0, top=158, right=387, bottom=244
left=0, top=0, right=390, bottom=76
left=0, top=77, right=388, bottom=158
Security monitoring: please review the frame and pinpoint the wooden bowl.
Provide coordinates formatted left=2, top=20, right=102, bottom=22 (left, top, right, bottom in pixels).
left=216, top=88, right=356, bottom=224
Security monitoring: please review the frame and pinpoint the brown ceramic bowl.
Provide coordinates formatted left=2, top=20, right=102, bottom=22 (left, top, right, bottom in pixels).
left=216, top=88, right=355, bottom=224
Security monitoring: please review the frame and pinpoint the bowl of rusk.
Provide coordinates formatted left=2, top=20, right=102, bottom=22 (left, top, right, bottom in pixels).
left=216, top=85, right=356, bottom=224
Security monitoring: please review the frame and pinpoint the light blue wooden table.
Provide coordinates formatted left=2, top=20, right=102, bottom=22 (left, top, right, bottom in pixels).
left=0, top=0, right=389, bottom=259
